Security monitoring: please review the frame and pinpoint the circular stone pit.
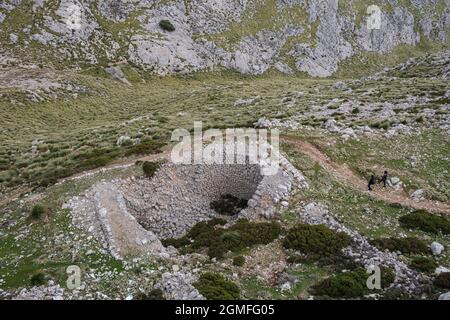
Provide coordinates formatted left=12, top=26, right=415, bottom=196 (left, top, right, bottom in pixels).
left=64, top=148, right=308, bottom=259
left=119, top=163, right=265, bottom=239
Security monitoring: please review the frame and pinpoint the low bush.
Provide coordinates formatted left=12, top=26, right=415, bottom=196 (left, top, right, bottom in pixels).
left=399, top=210, right=450, bottom=234
left=162, top=219, right=281, bottom=259
left=409, top=257, right=438, bottom=273
left=135, top=289, right=165, bottom=300
left=142, top=161, right=161, bottom=178
left=159, top=20, right=175, bottom=32
left=30, top=272, right=46, bottom=286
left=351, top=107, right=360, bottom=114
left=30, top=204, right=46, bottom=220
left=434, top=272, right=450, bottom=289
left=370, top=120, right=391, bottom=130
left=310, top=266, right=395, bottom=298
left=210, top=194, right=247, bottom=216
left=194, top=272, right=240, bottom=300
left=124, top=140, right=165, bottom=156
left=380, top=267, right=396, bottom=289
left=233, top=256, right=245, bottom=267
left=283, top=224, right=351, bottom=261
left=317, top=254, right=363, bottom=272
left=369, top=237, right=428, bottom=254
left=74, top=148, right=119, bottom=171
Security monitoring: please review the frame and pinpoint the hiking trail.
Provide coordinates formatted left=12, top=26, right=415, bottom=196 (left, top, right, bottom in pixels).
left=281, top=136, right=450, bottom=215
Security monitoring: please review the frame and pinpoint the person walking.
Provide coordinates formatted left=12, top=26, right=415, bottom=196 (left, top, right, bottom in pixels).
left=368, top=174, right=376, bottom=191
left=380, top=170, right=388, bottom=187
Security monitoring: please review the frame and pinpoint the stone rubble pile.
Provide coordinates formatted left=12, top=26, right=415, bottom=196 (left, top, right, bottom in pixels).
left=155, top=271, right=205, bottom=300
left=12, top=281, right=65, bottom=300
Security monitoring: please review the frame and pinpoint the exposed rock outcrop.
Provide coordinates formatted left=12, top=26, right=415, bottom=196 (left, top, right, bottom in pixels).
left=0, top=0, right=448, bottom=76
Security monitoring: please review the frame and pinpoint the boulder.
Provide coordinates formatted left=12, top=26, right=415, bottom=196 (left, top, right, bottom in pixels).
left=435, top=266, right=450, bottom=275
left=431, top=242, right=444, bottom=256
left=438, top=291, right=450, bottom=300
left=387, top=177, right=403, bottom=191
left=410, top=189, right=426, bottom=201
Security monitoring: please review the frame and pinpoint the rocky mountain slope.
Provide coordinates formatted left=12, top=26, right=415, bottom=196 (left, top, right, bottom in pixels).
left=0, top=0, right=449, bottom=77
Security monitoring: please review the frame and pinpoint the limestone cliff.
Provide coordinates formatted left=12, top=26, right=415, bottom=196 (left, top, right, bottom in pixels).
left=0, top=0, right=449, bottom=76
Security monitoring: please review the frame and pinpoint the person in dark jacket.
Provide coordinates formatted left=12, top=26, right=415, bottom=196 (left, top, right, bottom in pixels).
left=380, top=170, right=388, bottom=187
left=368, top=174, right=376, bottom=191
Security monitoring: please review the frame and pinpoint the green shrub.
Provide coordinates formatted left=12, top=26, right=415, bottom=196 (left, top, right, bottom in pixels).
left=370, top=120, right=391, bottom=130
left=370, top=237, right=428, bottom=254
left=194, top=273, right=240, bottom=300
left=30, top=204, right=46, bottom=220
left=30, top=272, right=46, bottom=286
left=287, top=254, right=316, bottom=264
left=233, top=256, right=245, bottom=267
left=351, top=107, right=360, bottom=114
left=410, top=257, right=438, bottom=273
left=163, top=219, right=281, bottom=259
left=311, top=268, right=368, bottom=298
left=317, top=254, right=363, bottom=272
left=380, top=267, right=396, bottom=289
left=416, top=116, right=424, bottom=123
left=124, top=140, right=165, bottom=156
left=399, top=210, right=450, bottom=234
left=135, top=289, right=165, bottom=300
left=283, top=224, right=351, bottom=260
left=220, top=231, right=241, bottom=243
left=210, top=194, right=247, bottom=216
left=74, top=148, right=119, bottom=171
left=311, top=267, right=395, bottom=298
left=382, top=287, right=415, bottom=300
left=161, top=236, right=190, bottom=248
left=142, top=161, right=160, bottom=178
left=434, top=272, right=450, bottom=289
left=159, top=20, right=175, bottom=32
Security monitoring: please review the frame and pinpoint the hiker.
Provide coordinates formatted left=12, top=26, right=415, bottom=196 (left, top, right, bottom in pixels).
left=379, top=170, right=388, bottom=187
left=368, top=174, right=376, bottom=191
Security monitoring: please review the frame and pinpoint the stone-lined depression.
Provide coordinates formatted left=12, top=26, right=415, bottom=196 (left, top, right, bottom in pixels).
left=120, top=163, right=263, bottom=239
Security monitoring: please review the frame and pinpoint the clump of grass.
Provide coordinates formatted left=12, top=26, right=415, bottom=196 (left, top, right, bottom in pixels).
left=369, top=120, right=391, bottom=130
left=194, top=272, right=240, bottom=300
left=30, top=204, right=46, bottom=220
left=399, top=210, right=450, bottom=234
left=233, top=255, right=245, bottom=267
left=124, top=140, right=165, bottom=156
left=159, top=20, right=175, bottom=32
left=415, top=115, right=425, bottom=123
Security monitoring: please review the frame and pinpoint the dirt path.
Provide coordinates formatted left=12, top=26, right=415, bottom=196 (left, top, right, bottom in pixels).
left=0, top=150, right=170, bottom=208
left=282, top=136, right=450, bottom=214
left=58, top=150, right=171, bottom=184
